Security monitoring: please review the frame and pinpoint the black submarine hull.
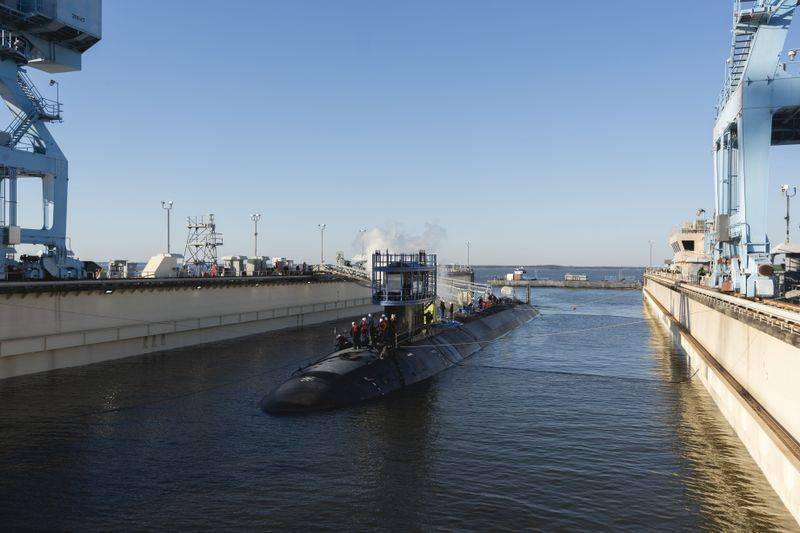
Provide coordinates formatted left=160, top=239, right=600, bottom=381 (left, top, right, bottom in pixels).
left=261, top=303, right=538, bottom=414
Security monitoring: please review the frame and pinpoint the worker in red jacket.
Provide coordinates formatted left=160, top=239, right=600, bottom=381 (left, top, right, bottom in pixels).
left=351, top=321, right=361, bottom=348
left=360, top=318, right=369, bottom=348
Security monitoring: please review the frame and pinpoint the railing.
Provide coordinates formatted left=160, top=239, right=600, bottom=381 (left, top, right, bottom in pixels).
left=18, top=70, right=60, bottom=119
left=645, top=268, right=710, bottom=288
left=373, top=288, right=436, bottom=303
left=441, top=277, right=490, bottom=293
left=372, top=251, right=437, bottom=270
left=4, top=109, right=28, bottom=139
left=647, top=271, right=800, bottom=334
left=0, top=29, right=23, bottom=53
left=0, top=71, right=60, bottom=148
left=316, top=263, right=370, bottom=283
left=443, top=264, right=473, bottom=273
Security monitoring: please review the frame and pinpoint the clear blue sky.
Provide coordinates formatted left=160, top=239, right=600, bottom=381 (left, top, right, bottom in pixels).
left=16, top=1, right=800, bottom=265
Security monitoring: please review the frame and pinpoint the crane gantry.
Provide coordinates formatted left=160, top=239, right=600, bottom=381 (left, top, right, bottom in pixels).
left=711, top=0, right=800, bottom=296
left=0, top=1, right=100, bottom=280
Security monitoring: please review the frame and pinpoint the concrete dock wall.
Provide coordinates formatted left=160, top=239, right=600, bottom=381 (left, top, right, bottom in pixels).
left=643, top=276, right=800, bottom=524
left=0, top=279, right=379, bottom=380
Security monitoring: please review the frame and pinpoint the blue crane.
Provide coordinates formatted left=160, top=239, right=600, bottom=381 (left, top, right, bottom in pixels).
left=0, top=1, right=101, bottom=280
left=712, top=0, right=799, bottom=296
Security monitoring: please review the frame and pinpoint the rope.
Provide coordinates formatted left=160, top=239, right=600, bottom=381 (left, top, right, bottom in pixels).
left=463, top=364, right=702, bottom=385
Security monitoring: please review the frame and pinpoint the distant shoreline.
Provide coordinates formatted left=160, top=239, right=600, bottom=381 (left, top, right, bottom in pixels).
left=470, top=265, right=645, bottom=269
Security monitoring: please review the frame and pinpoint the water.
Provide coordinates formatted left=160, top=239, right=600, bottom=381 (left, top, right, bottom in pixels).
left=481, top=265, right=644, bottom=283
left=0, top=267, right=796, bottom=530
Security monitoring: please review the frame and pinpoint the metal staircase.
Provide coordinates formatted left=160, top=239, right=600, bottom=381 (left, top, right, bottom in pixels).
left=3, top=69, right=59, bottom=148
left=729, top=26, right=756, bottom=92
left=718, top=1, right=770, bottom=113
left=17, top=70, right=59, bottom=120
left=316, top=263, right=371, bottom=285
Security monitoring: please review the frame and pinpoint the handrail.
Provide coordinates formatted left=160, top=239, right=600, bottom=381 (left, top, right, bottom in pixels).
left=316, top=263, right=370, bottom=283
left=18, top=70, right=60, bottom=118
left=646, top=272, right=800, bottom=332
left=441, top=277, right=491, bottom=293
left=371, top=251, right=437, bottom=269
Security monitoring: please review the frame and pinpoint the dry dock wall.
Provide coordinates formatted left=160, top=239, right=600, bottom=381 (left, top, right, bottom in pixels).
left=643, top=276, right=800, bottom=524
left=0, top=278, right=379, bottom=380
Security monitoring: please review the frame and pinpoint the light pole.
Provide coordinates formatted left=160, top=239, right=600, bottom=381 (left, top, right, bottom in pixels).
left=358, top=228, right=367, bottom=259
left=250, top=213, right=262, bottom=257
left=780, top=184, right=797, bottom=243
left=648, top=239, right=655, bottom=269
left=466, top=241, right=471, bottom=267
left=318, top=224, right=327, bottom=265
left=161, top=200, right=173, bottom=254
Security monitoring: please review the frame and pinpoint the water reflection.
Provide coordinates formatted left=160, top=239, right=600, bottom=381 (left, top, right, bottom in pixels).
left=644, top=305, right=797, bottom=531
left=0, top=283, right=795, bottom=530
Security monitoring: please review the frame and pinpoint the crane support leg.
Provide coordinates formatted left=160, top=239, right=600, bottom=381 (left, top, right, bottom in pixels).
left=739, top=108, right=774, bottom=296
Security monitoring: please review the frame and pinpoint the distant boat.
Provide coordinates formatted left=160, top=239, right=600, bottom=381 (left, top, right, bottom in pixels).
left=505, top=267, right=534, bottom=281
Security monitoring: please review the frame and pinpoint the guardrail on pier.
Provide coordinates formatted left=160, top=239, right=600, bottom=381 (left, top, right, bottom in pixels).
left=645, top=272, right=800, bottom=335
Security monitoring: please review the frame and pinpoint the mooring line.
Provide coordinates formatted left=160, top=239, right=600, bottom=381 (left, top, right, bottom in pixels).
left=460, top=364, right=700, bottom=385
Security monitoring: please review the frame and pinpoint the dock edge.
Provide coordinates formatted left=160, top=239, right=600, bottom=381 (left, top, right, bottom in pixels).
left=643, top=275, right=800, bottom=524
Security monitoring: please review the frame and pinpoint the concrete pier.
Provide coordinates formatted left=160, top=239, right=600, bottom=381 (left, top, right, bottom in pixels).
left=643, top=274, right=800, bottom=524
left=489, top=279, right=641, bottom=289
left=0, top=275, right=379, bottom=380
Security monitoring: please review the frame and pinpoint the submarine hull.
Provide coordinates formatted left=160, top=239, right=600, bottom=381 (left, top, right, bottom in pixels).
left=261, top=303, right=538, bottom=414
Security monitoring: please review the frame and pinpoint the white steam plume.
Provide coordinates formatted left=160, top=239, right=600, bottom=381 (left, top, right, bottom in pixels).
left=352, top=222, right=447, bottom=269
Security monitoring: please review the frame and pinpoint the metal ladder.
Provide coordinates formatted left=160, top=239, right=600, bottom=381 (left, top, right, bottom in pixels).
left=729, top=1, right=763, bottom=93
left=16, top=70, right=59, bottom=120
left=3, top=69, right=59, bottom=148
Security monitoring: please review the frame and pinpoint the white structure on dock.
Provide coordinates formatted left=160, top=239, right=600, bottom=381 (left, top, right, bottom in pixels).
left=667, top=213, right=713, bottom=281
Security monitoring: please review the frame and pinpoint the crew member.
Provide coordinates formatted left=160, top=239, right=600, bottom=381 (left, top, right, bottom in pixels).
left=335, top=334, right=351, bottom=350
left=366, top=313, right=375, bottom=346
left=449, top=302, right=454, bottom=319
left=379, top=317, right=389, bottom=345
left=351, top=321, right=361, bottom=348
left=439, top=300, right=446, bottom=320
left=360, top=318, right=369, bottom=348
left=389, top=314, right=398, bottom=347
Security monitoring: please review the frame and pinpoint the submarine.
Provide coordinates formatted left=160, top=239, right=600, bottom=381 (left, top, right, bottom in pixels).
left=261, top=250, right=538, bottom=414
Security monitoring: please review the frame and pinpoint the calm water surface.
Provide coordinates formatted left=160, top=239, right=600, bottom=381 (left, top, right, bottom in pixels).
left=0, top=267, right=796, bottom=530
